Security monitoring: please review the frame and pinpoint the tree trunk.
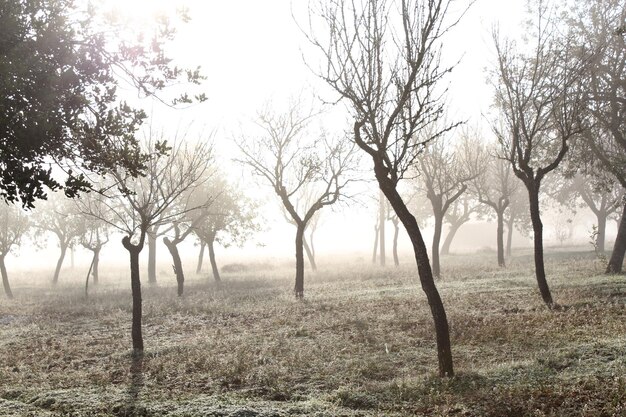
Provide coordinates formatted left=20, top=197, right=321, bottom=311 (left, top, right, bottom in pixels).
left=163, top=238, right=185, bottom=297
left=52, top=244, right=67, bottom=284
left=496, top=209, right=505, bottom=267
left=376, top=176, right=453, bottom=377
left=303, top=236, right=318, bottom=271
left=379, top=190, right=386, bottom=266
left=196, top=240, right=206, bottom=274
left=122, top=237, right=143, bottom=353
left=147, top=232, right=157, bottom=284
left=294, top=223, right=305, bottom=299
left=92, top=247, right=100, bottom=285
left=528, top=185, right=554, bottom=307
left=506, top=215, right=514, bottom=257
left=372, top=224, right=379, bottom=264
left=432, top=213, right=443, bottom=278
left=0, top=255, right=13, bottom=300
left=207, top=235, right=221, bottom=282
left=596, top=211, right=607, bottom=254
left=440, top=222, right=461, bottom=256
left=392, top=221, right=399, bottom=267
left=606, top=203, right=626, bottom=274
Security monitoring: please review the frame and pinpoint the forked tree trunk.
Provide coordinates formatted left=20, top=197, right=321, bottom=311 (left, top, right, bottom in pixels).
left=147, top=232, right=157, bottom=284
left=596, top=212, right=606, bottom=253
left=294, top=224, right=305, bottom=299
left=163, top=237, right=185, bottom=297
left=377, top=175, right=453, bottom=377
left=432, top=213, right=444, bottom=278
left=122, top=237, right=144, bottom=353
left=0, top=255, right=13, bottom=300
left=303, top=236, right=317, bottom=271
left=607, top=203, right=626, bottom=274
left=528, top=184, right=554, bottom=307
left=196, top=240, right=206, bottom=274
left=392, top=220, right=399, bottom=267
left=207, top=235, right=221, bottom=282
left=496, top=210, right=505, bottom=267
left=52, top=244, right=67, bottom=284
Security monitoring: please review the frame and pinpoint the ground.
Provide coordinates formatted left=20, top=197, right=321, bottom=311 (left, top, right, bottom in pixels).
left=0, top=248, right=625, bottom=416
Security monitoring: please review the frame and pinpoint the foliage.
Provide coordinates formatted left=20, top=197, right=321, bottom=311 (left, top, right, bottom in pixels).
left=0, top=0, right=205, bottom=208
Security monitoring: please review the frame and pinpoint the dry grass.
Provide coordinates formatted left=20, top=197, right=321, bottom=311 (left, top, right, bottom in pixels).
left=0, top=249, right=625, bottom=416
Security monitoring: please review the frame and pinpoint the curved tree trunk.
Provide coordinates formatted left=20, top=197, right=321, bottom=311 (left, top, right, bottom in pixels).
left=377, top=177, right=453, bottom=377
left=52, top=244, right=67, bottom=284
left=528, top=185, right=554, bottom=307
left=163, top=238, right=185, bottom=297
left=392, top=221, right=399, bottom=267
left=92, top=247, right=100, bottom=285
left=207, top=235, right=221, bottom=282
left=147, top=232, right=157, bottom=284
left=1, top=255, right=13, bottom=300
left=606, top=203, right=626, bottom=274
left=303, top=236, right=317, bottom=271
left=440, top=222, right=461, bottom=256
left=432, top=213, right=443, bottom=278
left=506, top=215, right=514, bottom=257
left=294, top=223, right=305, bottom=299
left=122, top=237, right=144, bottom=354
left=196, top=240, right=206, bottom=274
left=496, top=210, right=505, bottom=267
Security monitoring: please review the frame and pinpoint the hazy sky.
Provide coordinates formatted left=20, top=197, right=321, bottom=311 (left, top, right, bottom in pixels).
left=29, top=0, right=604, bottom=271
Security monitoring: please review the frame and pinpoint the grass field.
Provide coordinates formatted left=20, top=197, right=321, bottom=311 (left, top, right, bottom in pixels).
left=1, top=248, right=625, bottom=416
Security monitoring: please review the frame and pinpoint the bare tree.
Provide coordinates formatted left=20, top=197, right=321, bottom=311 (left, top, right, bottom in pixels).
left=566, top=0, right=626, bottom=272
left=419, top=135, right=481, bottom=277
left=238, top=103, right=356, bottom=298
left=0, top=204, right=29, bottom=299
left=306, top=0, right=470, bottom=376
left=466, top=140, right=518, bottom=266
left=90, top=137, right=211, bottom=354
left=191, top=177, right=260, bottom=282
left=491, top=2, right=587, bottom=307
left=440, top=195, right=479, bottom=256
left=34, top=193, right=83, bottom=284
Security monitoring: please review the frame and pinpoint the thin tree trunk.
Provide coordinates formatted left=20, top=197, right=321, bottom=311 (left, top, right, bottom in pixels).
left=294, top=224, right=305, bottom=299
left=432, top=213, right=443, bottom=278
left=506, top=215, right=514, bottom=257
left=377, top=177, right=453, bottom=377
left=163, top=238, right=185, bottom=297
left=122, top=237, right=143, bottom=354
left=379, top=190, right=386, bottom=266
left=0, top=255, right=13, bottom=300
left=207, top=235, right=221, bottom=282
left=147, top=232, right=157, bottom=284
left=440, top=222, right=461, bottom=256
left=372, top=224, right=379, bottom=264
left=303, top=235, right=317, bottom=271
left=596, top=212, right=606, bottom=253
left=196, top=240, right=206, bottom=274
left=392, top=220, right=399, bottom=267
left=528, top=185, right=554, bottom=307
left=496, top=209, right=505, bottom=267
left=52, top=244, right=67, bottom=284
left=92, top=247, right=100, bottom=285
left=607, top=203, right=626, bottom=274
